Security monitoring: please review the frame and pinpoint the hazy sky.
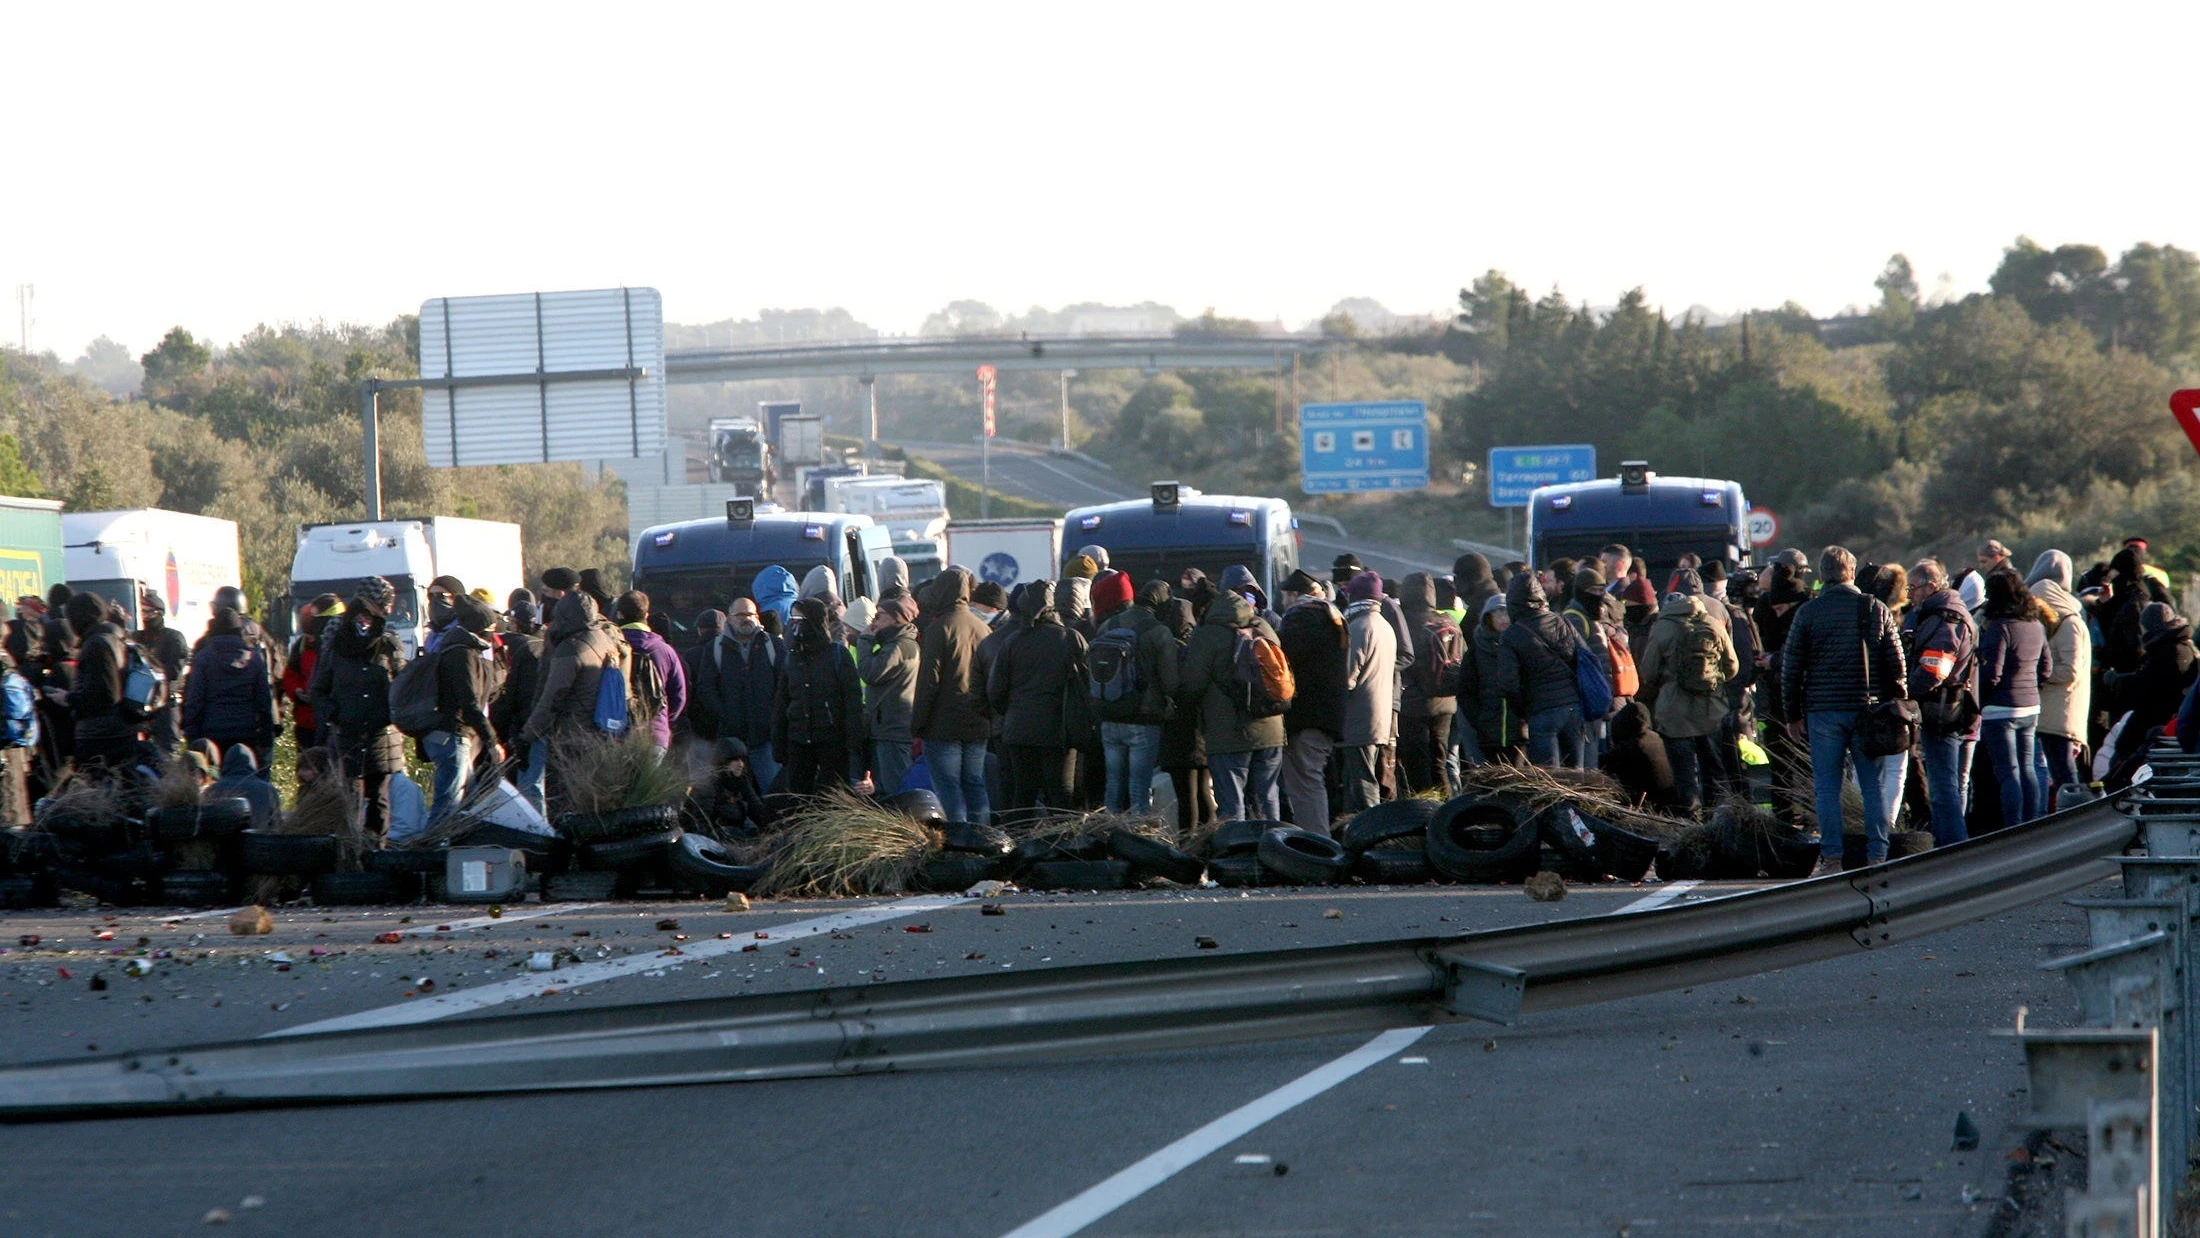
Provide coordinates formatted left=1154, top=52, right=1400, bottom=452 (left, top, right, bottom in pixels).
left=6, top=2, right=2194, bottom=359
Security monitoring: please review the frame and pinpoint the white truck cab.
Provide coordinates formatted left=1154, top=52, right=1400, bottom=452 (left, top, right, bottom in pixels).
left=289, top=517, right=523, bottom=658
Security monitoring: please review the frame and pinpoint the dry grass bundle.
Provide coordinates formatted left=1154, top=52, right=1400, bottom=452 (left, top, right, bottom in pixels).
left=1455, top=761, right=1691, bottom=839
left=1020, top=809, right=1175, bottom=848
left=152, top=762, right=204, bottom=811
left=751, top=789, right=933, bottom=898
left=552, top=732, right=690, bottom=816
left=32, top=775, right=124, bottom=833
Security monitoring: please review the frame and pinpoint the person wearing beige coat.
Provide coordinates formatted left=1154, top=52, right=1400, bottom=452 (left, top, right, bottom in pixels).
left=2026, top=549, right=2094, bottom=793
left=1636, top=590, right=1740, bottom=815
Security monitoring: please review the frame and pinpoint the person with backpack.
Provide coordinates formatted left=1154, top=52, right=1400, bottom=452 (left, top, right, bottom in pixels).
left=912, top=568, right=993, bottom=825
left=985, top=581, right=1085, bottom=819
left=1088, top=572, right=1176, bottom=815
left=0, top=647, right=35, bottom=825
left=1699, top=561, right=1760, bottom=799
left=773, top=595, right=869, bottom=797
left=1495, top=572, right=1586, bottom=769
left=1396, top=572, right=1461, bottom=796
left=858, top=592, right=921, bottom=794
left=1278, top=571, right=1346, bottom=833
left=131, top=589, right=190, bottom=762
left=1562, top=567, right=1630, bottom=764
left=688, top=597, right=786, bottom=792
left=182, top=603, right=275, bottom=774
left=309, top=577, right=406, bottom=837
left=63, top=591, right=140, bottom=769
left=1903, top=559, right=1980, bottom=845
left=613, top=591, right=686, bottom=750
left=1178, top=581, right=1288, bottom=823
left=1635, top=583, right=1740, bottom=816
left=1337, top=572, right=1398, bottom=814
left=519, top=590, right=625, bottom=813
left=415, top=595, right=501, bottom=823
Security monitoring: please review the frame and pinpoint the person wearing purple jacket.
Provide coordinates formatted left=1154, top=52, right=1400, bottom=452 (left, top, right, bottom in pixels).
left=1976, top=569, right=2053, bottom=829
left=614, top=591, right=688, bottom=749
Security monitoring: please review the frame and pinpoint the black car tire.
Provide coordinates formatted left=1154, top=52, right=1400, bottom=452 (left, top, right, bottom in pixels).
left=366, top=847, right=449, bottom=875
left=312, top=872, right=407, bottom=906
left=544, top=870, right=622, bottom=902
left=1888, top=830, right=1935, bottom=859
left=1340, top=798, right=1439, bottom=853
left=1205, top=819, right=1272, bottom=858
left=1105, top=830, right=1205, bottom=884
left=1580, top=815, right=1662, bottom=883
left=51, top=865, right=148, bottom=906
left=939, top=821, right=1013, bottom=856
left=887, top=789, right=948, bottom=827
left=91, top=841, right=165, bottom=881
left=152, top=798, right=252, bottom=841
left=1256, top=827, right=1351, bottom=885
left=156, top=870, right=233, bottom=908
left=1351, top=848, right=1434, bottom=885
left=580, top=828, right=683, bottom=871
left=1425, top=797, right=1541, bottom=883
left=919, top=855, right=1003, bottom=892
left=558, top=803, right=682, bottom=844
left=667, top=833, right=765, bottom=895
left=1207, top=854, right=1265, bottom=887
left=1028, top=859, right=1134, bottom=891
left=0, top=874, right=58, bottom=909
left=239, top=830, right=341, bottom=877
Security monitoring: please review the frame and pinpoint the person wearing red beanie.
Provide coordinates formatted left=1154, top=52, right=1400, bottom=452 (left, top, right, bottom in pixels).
left=1091, top=570, right=1135, bottom=621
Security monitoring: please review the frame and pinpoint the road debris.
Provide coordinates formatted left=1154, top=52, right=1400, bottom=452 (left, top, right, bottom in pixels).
left=1524, top=872, right=1566, bottom=902
left=229, top=906, right=274, bottom=936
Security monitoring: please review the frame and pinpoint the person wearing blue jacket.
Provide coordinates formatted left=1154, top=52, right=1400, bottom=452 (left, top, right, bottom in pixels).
left=751, top=566, right=799, bottom=632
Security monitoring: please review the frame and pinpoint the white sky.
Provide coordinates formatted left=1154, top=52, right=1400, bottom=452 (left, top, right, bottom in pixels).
left=5, top=1, right=2194, bottom=359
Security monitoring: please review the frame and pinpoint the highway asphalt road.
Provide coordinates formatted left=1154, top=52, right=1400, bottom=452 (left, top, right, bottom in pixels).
left=898, top=438, right=1457, bottom=582
left=0, top=872, right=2090, bottom=1236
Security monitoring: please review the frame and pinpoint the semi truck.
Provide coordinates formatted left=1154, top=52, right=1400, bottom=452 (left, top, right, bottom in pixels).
left=1061, top=483, right=1299, bottom=601
left=705, top=417, right=776, bottom=496
left=943, top=518, right=1063, bottom=592
left=62, top=509, right=243, bottom=645
left=0, top=495, right=64, bottom=608
left=1525, top=460, right=1750, bottom=578
left=630, top=503, right=895, bottom=633
left=288, top=517, right=524, bottom=658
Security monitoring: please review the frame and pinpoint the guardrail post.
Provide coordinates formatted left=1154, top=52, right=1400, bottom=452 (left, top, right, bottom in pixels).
left=2043, top=919, right=2186, bottom=1200
left=2005, top=1025, right=2159, bottom=1237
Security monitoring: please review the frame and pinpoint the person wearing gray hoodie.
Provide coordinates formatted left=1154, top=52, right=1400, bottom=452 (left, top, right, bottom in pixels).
left=2026, top=549, right=2094, bottom=795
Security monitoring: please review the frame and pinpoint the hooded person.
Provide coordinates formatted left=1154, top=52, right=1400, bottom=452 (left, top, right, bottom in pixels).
left=1447, top=593, right=1521, bottom=765
left=1495, top=571, right=1587, bottom=769
left=677, top=609, right=726, bottom=732
left=689, top=735, right=773, bottom=840
left=1453, top=552, right=1500, bottom=623
left=576, top=568, right=614, bottom=615
left=1634, top=587, right=1739, bottom=814
left=1151, top=595, right=1212, bottom=831
left=2025, top=550, right=2094, bottom=794
left=421, top=574, right=468, bottom=654
left=65, top=591, right=138, bottom=768
left=206, top=744, right=282, bottom=832
left=1957, top=570, right=1987, bottom=616
left=496, top=591, right=545, bottom=769
left=614, top=591, right=687, bottom=750
left=750, top=566, right=799, bottom=631
left=857, top=591, right=922, bottom=792
left=688, top=594, right=786, bottom=790
left=309, top=576, right=406, bottom=836
left=281, top=594, right=344, bottom=748
left=912, top=566, right=995, bottom=825
left=771, top=595, right=867, bottom=795
left=1396, top=571, right=1462, bottom=796
left=1600, top=699, right=1680, bottom=812
left=1277, top=568, right=1346, bottom=832
left=798, top=564, right=846, bottom=635
left=518, top=591, right=625, bottom=814
left=1089, top=574, right=1175, bottom=816
left=2108, top=602, right=2195, bottom=734
left=2094, top=544, right=2173, bottom=676
left=1220, top=563, right=1279, bottom=631
left=876, top=555, right=912, bottom=606
left=182, top=602, right=276, bottom=773
left=986, top=580, right=1087, bottom=819
left=1057, top=555, right=1098, bottom=640
left=1177, top=578, right=1287, bottom=823
left=132, top=588, right=190, bottom=760
left=1334, top=571, right=1398, bottom=814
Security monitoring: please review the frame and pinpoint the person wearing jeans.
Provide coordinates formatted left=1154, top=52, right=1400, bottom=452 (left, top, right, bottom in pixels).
left=911, top=568, right=996, bottom=824
left=1525, top=704, right=1587, bottom=770
left=1209, top=746, right=1283, bottom=821
left=423, top=729, right=474, bottom=823
left=1915, top=730, right=1971, bottom=846
left=1100, top=721, right=1162, bottom=814
left=1780, top=546, right=1907, bottom=873
left=924, top=739, right=989, bottom=826
left=1902, top=559, right=1980, bottom=845
left=1981, top=716, right=2041, bottom=828
left=1975, top=569, right=2052, bottom=830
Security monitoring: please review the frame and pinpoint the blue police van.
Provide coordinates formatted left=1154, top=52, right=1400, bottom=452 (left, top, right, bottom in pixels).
left=1061, top=482, right=1299, bottom=600
left=631, top=501, right=896, bottom=626
left=1526, top=462, right=1750, bottom=578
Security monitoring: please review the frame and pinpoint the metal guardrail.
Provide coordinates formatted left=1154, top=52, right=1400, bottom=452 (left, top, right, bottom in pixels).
left=0, top=796, right=2137, bottom=1120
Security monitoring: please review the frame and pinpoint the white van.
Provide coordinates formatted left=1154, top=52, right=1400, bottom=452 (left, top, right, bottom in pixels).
left=289, top=517, right=523, bottom=658
left=63, top=509, right=243, bottom=645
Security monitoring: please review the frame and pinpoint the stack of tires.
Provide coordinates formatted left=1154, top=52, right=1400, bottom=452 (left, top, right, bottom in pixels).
left=971, top=813, right=1207, bottom=893
left=548, top=802, right=763, bottom=900
left=6, top=797, right=256, bottom=908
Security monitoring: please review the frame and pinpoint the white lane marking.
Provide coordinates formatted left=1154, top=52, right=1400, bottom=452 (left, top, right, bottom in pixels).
left=266, top=895, right=959, bottom=1036
left=161, top=906, right=249, bottom=922
left=999, top=1026, right=1432, bottom=1238
left=396, top=904, right=605, bottom=937
left=1614, top=880, right=1700, bottom=915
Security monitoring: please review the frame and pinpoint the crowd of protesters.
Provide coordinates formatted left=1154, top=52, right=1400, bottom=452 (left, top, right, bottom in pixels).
left=0, top=531, right=2190, bottom=878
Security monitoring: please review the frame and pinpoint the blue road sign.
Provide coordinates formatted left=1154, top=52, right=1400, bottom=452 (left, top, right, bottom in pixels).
left=1299, top=401, right=1429, bottom=494
left=1488, top=444, right=1597, bottom=508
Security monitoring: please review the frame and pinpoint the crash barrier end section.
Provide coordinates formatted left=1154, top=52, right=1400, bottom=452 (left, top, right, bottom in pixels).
left=2001, top=1026, right=2160, bottom=1237
left=0, top=799, right=2143, bottom=1118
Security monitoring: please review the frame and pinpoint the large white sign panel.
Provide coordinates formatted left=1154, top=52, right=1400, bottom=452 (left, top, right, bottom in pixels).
left=417, top=287, right=666, bottom=468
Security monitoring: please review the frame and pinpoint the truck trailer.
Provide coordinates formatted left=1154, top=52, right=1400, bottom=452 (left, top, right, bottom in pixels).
left=63, top=508, right=242, bottom=645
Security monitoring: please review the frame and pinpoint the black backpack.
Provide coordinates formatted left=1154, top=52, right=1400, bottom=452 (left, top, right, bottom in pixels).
left=1087, top=625, right=1144, bottom=722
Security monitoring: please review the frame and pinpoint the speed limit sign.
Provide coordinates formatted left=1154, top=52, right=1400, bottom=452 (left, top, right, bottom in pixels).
left=1747, top=507, right=1779, bottom=548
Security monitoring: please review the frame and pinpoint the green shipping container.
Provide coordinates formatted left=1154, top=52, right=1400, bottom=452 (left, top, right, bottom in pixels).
left=0, top=495, right=65, bottom=603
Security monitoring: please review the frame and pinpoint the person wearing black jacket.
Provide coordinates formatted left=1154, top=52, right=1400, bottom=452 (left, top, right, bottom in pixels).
left=134, top=590, right=190, bottom=761
left=425, top=595, right=502, bottom=824
left=770, top=596, right=867, bottom=797
left=310, top=577, right=405, bottom=838
left=64, top=592, right=137, bottom=768
left=687, top=736, right=774, bottom=840
left=182, top=607, right=275, bottom=773
left=495, top=593, right=544, bottom=755
left=987, top=580, right=1086, bottom=819
left=1398, top=572, right=1462, bottom=795
left=689, top=598, right=786, bottom=790
left=1495, top=573, right=1584, bottom=769
left=1278, top=571, right=1346, bottom=833
left=1751, top=560, right=1812, bottom=822
left=1780, top=546, right=1907, bottom=871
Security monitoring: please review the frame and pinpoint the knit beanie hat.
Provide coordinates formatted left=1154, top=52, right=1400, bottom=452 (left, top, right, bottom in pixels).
left=1345, top=571, right=1383, bottom=603
left=1063, top=554, right=1099, bottom=581
left=1091, top=569, right=1135, bottom=616
left=541, top=567, right=580, bottom=593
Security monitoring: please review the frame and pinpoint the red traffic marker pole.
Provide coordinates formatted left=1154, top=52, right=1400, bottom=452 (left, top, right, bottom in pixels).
left=2174, top=390, right=2200, bottom=457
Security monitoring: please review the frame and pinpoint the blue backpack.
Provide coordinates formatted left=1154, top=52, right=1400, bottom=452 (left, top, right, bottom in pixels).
left=1572, top=643, right=1614, bottom=721
left=0, top=671, right=36, bottom=749
left=593, top=662, right=632, bottom=737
